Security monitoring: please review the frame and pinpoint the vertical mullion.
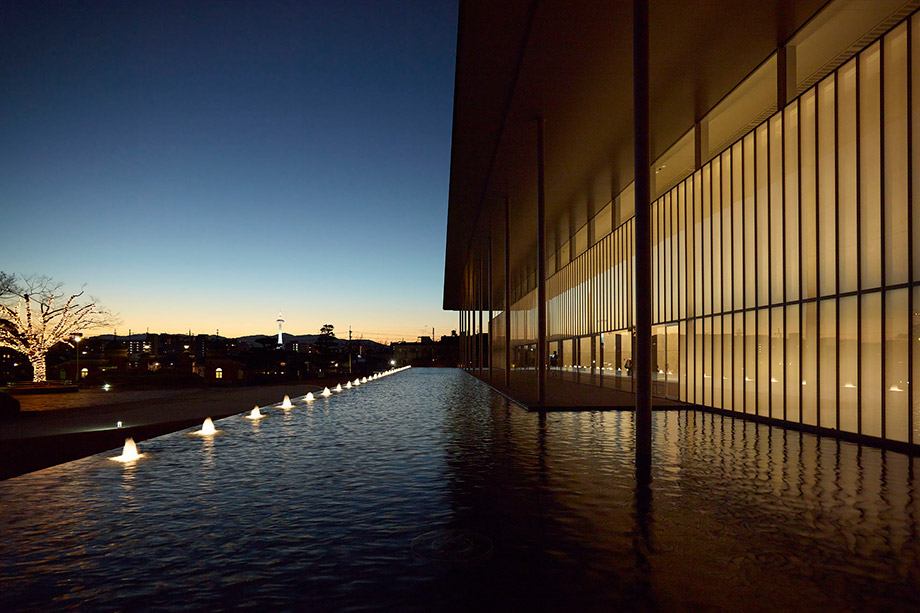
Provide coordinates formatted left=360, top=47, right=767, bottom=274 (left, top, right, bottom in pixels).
left=834, top=69, right=841, bottom=432
left=754, top=129, right=759, bottom=415
left=730, top=149, right=736, bottom=412
left=880, top=37, right=888, bottom=440
left=797, top=98, right=804, bottom=426
left=815, top=79, right=822, bottom=430
left=710, top=163, right=718, bottom=408
left=908, top=15, right=914, bottom=446
left=782, top=109, right=788, bottom=422
left=684, top=181, right=690, bottom=401
left=767, top=121, right=773, bottom=419
left=856, top=55, right=863, bottom=435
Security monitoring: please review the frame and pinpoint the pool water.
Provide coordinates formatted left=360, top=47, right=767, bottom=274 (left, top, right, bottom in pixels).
left=1, top=368, right=918, bottom=610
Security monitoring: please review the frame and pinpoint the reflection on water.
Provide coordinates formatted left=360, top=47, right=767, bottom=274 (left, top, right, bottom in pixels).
left=0, top=369, right=917, bottom=610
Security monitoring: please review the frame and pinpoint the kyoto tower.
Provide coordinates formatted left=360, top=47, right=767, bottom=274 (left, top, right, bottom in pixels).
left=276, top=312, right=284, bottom=347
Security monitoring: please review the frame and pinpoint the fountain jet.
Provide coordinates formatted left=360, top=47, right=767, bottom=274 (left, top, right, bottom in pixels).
left=247, top=406, right=264, bottom=419
left=334, top=383, right=343, bottom=392
left=305, top=392, right=315, bottom=401
left=281, top=395, right=293, bottom=409
left=322, top=387, right=331, bottom=396
left=111, top=437, right=142, bottom=462
left=194, top=417, right=218, bottom=435
left=345, top=381, right=352, bottom=389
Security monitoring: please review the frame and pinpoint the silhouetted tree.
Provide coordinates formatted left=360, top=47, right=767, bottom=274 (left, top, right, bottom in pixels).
left=255, top=337, right=275, bottom=349
left=315, top=323, right=336, bottom=368
left=0, top=273, right=117, bottom=382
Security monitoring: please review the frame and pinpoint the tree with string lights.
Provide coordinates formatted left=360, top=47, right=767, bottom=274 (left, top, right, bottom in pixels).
left=0, top=273, right=117, bottom=383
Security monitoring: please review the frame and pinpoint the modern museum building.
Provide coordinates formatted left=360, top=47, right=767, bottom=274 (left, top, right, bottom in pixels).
left=444, top=0, right=920, bottom=453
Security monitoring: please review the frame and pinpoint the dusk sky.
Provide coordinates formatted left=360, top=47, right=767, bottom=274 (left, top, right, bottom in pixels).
left=0, top=0, right=458, bottom=342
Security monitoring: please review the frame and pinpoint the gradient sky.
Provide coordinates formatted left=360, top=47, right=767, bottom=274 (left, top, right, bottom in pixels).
left=0, top=0, right=458, bottom=342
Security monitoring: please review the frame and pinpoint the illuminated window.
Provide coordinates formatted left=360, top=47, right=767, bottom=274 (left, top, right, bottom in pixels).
left=215, top=368, right=223, bottom=379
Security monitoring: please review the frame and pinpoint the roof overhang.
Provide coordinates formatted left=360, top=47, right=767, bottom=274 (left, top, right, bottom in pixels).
left=444, top=0, right=829, bottom=310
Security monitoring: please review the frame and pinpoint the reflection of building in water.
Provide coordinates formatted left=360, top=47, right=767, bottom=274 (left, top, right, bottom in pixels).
left=445, top=0, right=920, bottom=452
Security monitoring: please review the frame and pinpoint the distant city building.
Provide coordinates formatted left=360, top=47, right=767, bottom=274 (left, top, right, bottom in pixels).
left=392, top=334, right=461, bottom=367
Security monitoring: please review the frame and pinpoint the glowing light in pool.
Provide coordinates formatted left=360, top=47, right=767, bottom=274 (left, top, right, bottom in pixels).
left=247, top=406, right=264, bottom=419
left=361, top=377, right=367, bottom=383
left=281, top=395, right=293, bottom=409
left=322, top=387, right=331, bottom=396
left=354, top=379, right=361, bottom=386
left=111, top=437, right=142, bottom=462
left=194, top=417, right=218, bottom=435
left=335, top=383, right=343, bottom=392
left=305, top=392, right=315, bottom=401
left=345, top=381, right=352, bottom=389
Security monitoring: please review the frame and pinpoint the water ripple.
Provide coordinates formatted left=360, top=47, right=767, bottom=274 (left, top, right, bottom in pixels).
left=0, top=368, right=918, bottom=610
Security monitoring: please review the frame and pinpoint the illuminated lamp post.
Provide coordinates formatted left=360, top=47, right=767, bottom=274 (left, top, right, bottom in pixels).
left=73, top=334, right=82, bottom=384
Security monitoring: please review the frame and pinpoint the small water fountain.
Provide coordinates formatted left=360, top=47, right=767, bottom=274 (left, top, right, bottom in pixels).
left=361, top=377, right=367, bottom=383
left=334, top=383, right=343, bottom=392
left=193, top=417, right=218, bottom=435
left=353, top=379, right=361, bottom=386
left=247, top=406, right=264, bottom=419
left=322, top=387, right=331, bottom=396
left=305, top=392, right=315, bottom=401
left=111, top=437, right=142, bottom=462
left=345, top=381, right=352, bottom=389
left=281, top=395, right=293, bottom=409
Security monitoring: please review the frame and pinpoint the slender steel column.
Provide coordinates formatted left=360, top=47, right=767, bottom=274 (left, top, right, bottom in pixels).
left=488, top=229, right=494, bottom=382
left=459, top=310, right=463, bottom=368
left=479, top=252, right=484, bottom=376
left=537, top=118, right=548, bottom=405
left=504, top=196, right=512, bottom=387
left=634, top=0, right=653, bottom=466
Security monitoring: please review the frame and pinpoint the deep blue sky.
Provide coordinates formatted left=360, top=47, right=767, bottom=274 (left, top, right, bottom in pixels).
left=0, top=0, right=458, bottom=341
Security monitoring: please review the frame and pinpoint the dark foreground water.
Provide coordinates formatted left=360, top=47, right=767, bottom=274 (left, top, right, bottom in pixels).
left=0, top=368, right=918, bottom=611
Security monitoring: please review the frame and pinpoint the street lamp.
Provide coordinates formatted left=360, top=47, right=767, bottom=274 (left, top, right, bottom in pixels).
left=73, top=334, right=82, bottom=384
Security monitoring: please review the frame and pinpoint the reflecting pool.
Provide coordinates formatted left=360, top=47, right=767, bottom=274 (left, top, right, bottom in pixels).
left=1, top=368, right=918, bottom=610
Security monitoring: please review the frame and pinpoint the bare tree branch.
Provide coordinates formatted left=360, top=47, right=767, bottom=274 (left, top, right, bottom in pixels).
left=0, top=272, right=120, bottom=382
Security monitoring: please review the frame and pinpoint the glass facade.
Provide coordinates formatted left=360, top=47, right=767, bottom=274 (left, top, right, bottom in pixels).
left=460, top=9, right=920, bottom=451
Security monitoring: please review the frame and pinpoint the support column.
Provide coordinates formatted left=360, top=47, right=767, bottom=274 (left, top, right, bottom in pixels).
left=459, top=310, right=464, bottom=368
left=634, top=0, right=652, bottom=468
left=537, top=118, right=548, bottom=405
left=488, top=230, right=494, bottom=382
left=777, top=44, right=796, bottom=108
left=504, top=196, right=512, bottom=387
left=479, top=252, right=484, bottom=377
